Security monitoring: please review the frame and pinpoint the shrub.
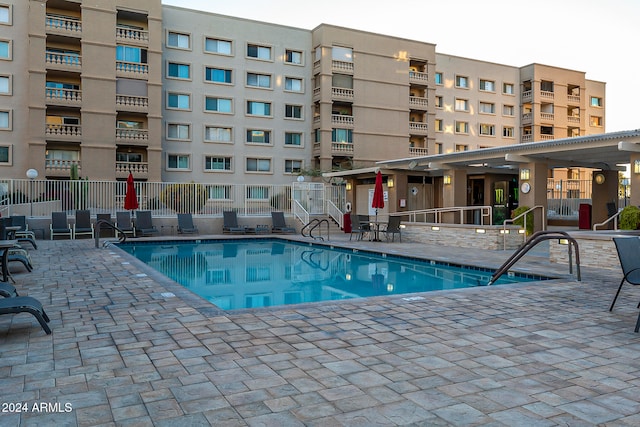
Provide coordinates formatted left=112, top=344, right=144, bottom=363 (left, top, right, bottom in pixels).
left=619, top=205, right=640, bottom=230
left=512, top=206, right=534, bottom=235
left=160, top=182, right=207, bottom=213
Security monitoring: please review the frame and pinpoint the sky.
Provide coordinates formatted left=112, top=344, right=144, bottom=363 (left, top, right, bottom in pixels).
left=163, top=0, right=639, bottom=133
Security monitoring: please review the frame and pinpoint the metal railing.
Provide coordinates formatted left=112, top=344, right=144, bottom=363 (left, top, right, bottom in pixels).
left=593, top=210, right=621, bottom=230
left=502, top=205, right=545, bottom=249
left=401, top=206, right=493, bottom=225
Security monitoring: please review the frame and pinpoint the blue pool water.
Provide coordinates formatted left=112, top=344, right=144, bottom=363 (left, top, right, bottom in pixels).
left=117, top=239, right=545, bottom=311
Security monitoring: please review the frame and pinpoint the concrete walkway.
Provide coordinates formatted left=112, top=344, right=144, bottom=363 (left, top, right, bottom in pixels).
left=1, top=233, right=639, bottom=426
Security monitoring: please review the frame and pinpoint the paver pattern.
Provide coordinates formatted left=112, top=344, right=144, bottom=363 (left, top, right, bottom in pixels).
left=1, top=234, right=639, bottom=426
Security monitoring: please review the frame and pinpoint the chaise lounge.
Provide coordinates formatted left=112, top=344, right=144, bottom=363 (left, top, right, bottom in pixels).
left=0, top=296, right=51, bottom=334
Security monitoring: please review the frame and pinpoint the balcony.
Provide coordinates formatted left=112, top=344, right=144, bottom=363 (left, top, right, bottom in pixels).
left=116, top=161, right=149, bottom=179
left=540, top=112, right=555, bottom=122
left=116, top=61, right=149, bottom=79
left=409, top=122, right=428, bottom=134
left=46, top=88, right=82, bottom=107
left=568, top=94, right=580, bottom=104
left=540, top=134, right=554, bottom=141
left=115, top=26, right=149, bottom=46
left=540, top=90, right=554, bottom=100
left=567, top=115, right=581, bottom=124
left=409, top=96, right=428, bottom=110
left=45, top=123, right=81, bottom=141
left=331, top=87, right=354, bottom=100
left=115, top=128, right=149, bottom=144
left=409, top=71, right=428, bottom=85
left=521, top=112, right=533, bottom=124
left=45, top=159, right=81, bottom=177
left=332, top=60, right=354, bottom=74
left=409, top=147, right=429, bottom=157
left=45, top=52, right=82, bottom=72
left=522, top=134, right=533, bottom=143
left=331, top=114, right=354, bottom=127
left=522, top=90, right=532, bottom=103
left=116, top=95, right=149, bottom=113
left=331, top=142, right=354, bottom=156
left=45, top=14, right=82, bottom=37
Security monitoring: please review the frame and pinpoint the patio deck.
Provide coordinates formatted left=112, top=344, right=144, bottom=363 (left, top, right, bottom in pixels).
left=1, top=233, right=639, bottom=426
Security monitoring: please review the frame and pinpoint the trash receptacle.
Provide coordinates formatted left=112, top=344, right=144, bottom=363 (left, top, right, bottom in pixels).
left=578, top=203, right=592, bottom=229
left=343, top=212, right=352, bottom=233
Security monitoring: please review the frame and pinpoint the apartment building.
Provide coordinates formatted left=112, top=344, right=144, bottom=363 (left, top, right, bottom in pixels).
left=0, top=1, right=606, bottom=184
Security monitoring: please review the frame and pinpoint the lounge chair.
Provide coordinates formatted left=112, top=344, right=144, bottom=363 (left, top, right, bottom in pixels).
left=177, top=213, right=198, bottom=234
left=135, top=211, right=159, bottom=236
left=50, top=212, right=72, bottom=240
left=609, top=237, right=640, bottom=332
left=96, top=213, right=114, bottom=237
left=383, top=216, right=402, bottom=242
left=73, top=209, right=94, bottom=239
left=0, top=296, right=51, bottom=334
left=9, top=216, right=37, bottom=249
left=0, top=282, right=18, bottom=298
left=350, top=213, right=370, bottom=241
left=271, top=212, right=296, bottom=234
left=116, top=211, right=136, bottom=237
left=223, top=211, right=246, bottom=234
left=8, top=247, right=33, bottom=272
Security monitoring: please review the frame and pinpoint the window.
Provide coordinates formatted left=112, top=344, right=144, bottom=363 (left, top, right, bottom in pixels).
left=286, top=49, right=303, bottom=65
left=0, top=145, right=9, bottom=164
left=435, top=119, right=443, bottom=132
left=479, top=102, right=495, bottom=114
left=455, top=121, right=468, bottom=134
left=455, top=98, right=469, bottom=111
left=314, top=128, right=321, bottom=142
left=591, top=96, right=603, bottom=107
left=246, top=72, right=271, bottom=88
left=246, top=129, right=271, bottom=144
left=285, top=160, right=302, bottom=174
left=480, top=124, right=495, bottom=136
left=285, top=132, right=302, bottom=146
left=331, top=46, right=352, bottom=62
left=167, top=93, right=190, bottom=110
left=247, top=44, right=271, bottom=60
left=435, top=72, right=443, bottom=85
left=435, top=96, right=443, bottom=108
left=0, top=110, right=10, bottom=129
left=205, top=97, right=232, bottom=113
left=455, top=144, right=468, bottom=152
left=205, top=67, right=232, bottom=84
left=167, top=31, right=190, bottom=49
left=0, top=5, right=9, bottom=25
left=285, top=104, right=302, bottom=119
left=247, top=101, right=271, bottom=116
left=208, top=185, right=231, bottom=199
left=503, top=83, right=514, bottom=95
left=455, top=75, right=468, bottom=88
left=479, top=79, right=495, bottom=92
left=167, top=62, right=190, bottom=79
left=247, top=186, right=270, bottom=200
left=167, top=154, right=190, bottom=170
left=246, top=158, right=271, bottom=172
left=435, top=143, right=443, bottom=154
left=541, top=80, right=554, bottom=92
left=502, top=105, right=515, bottom=116
left=205, top=38, right=232, bottom=55
left=503, top=126, right=515, bottom=138
left=204, top=126, right=232, bottom=142
left=332, top=128, right=352, bottom=143
left=285, top=77, right=303, bottom=92
left=590, top=116, right=603, bottom=127
left=205, top=156, right=231, bottom=171
left=116, top=45, right=146, bottom=64
left=0, top=40, right=10, bottom=59
left=0, top=75, right=9, bottom=94
left=167, top=123, right=190, bottom=140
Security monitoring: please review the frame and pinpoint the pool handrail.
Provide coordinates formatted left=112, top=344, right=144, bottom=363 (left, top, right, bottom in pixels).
left=94, top=219, right=128, bottom=248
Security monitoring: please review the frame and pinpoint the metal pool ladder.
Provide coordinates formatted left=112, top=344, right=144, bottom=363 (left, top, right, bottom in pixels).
left=488, top=230, right=581, bottom=286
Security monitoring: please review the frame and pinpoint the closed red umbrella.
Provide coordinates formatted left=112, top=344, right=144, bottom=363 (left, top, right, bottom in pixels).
left=124, top=172, right=139, bottom=211
left=371, top=171, right=384, bottom=241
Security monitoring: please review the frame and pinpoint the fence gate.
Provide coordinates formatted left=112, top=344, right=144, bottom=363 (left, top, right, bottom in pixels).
left=292, top=182, right=325, bottom=214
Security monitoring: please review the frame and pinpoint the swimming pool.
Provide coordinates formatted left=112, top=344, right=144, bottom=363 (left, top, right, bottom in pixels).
left=117, top=239, right=546, bottom=311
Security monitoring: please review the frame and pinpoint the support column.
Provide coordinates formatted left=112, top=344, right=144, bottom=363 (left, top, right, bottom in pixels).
left=630, top=154, right=640, bottom=207
left=518, top=162, right=548, bottom=232
left=592, top=170, right=619, bottom=226
left=442, top=169, right=467, bottom=223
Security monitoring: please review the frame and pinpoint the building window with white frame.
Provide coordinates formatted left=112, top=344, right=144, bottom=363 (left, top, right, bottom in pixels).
left=479, top=79, right=495, bottom=92
left=246, top=157, right=271, bottom=173
left=285, top=49, right=303, bottom=65
left=454, top=98, right=469, bottom=112
left=455, top=121, right=468, bottom=134
left=206, top=67, right=232, bottom=84
left=0, top=110, right=10, bottom=129
left=205, top=38, right=232, bottom=55
left=167, top=62, right=190, bottom=80
left=167, top=123, right=190, bottom=140
left=435, top=96, right=443, bottom=108
left=208, top=184, right=231, bottom=199
left=285, top=159, right=302, bottom=174
left=0, top=75, right=9, bottom=94
left=167, top=31, right=190, bottom=49
left=246, top=72, right=271, bottom=89
left=0, top=5, right=10, bottom=25
left=503, top=82, right=514, bottom=95
left=590, top=115, right=603, bottom=127
left=332, top=46, right=352, bottom=62
left=246, top=129, right=271, bottom=144
left=167, top=92, right=190, bottom=110
left=247, top=101, right=271, bottom=116
left=502, top=104, right=515, bottom=116
left=285, top=104, right=302, bottom=119
left=332, top=128, right=352, bottom=143
left=284, top=77, right=303, bottom=92
left=455, top=144, right=468, bottom=152
left=205, top=97, right=233, bottom=113
left=167, top=154, right=190, bottom=170
left=435, top=119, right=443, bottom=132
left=435, top=143, right=443, bottom=154
left=503, top=126, right=515, bottom=138
left=479, top=124, right=495, bottom=136
left=285, top=132, right=302, bottom=146
left=479, top=102, right=495, bottom=114
left=0, top=144, right=10, bottom=164
left=0, top=39, right=10, bottom=59
left=204, top=126, right=232, bottom=143
left=591, top=96, right=603, bottom=107
left=247, top=44, right=272, bottom=60
left=455, top=75, right=468, bottom=88
left=205, top=156, right=231, bottom=171
left=435, top=72, right=443, bottom=85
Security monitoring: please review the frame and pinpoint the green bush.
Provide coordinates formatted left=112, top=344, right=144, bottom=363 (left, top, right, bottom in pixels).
left=512, top=206, right=534, bottom=235
left=160, top=182, right=207, bottom=213
left=619, top=205, right=640, bottom=230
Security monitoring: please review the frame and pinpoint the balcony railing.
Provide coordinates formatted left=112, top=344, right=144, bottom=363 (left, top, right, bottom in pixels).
left=45, top=15, right=82, bottom=36
left=115, top=26, right=149, bottom=44
left=116, top=128, right=149, bottom=142
left=115, top=95, right=149, bottom=112
left=522, top=134, right=533, bottom=143
left=409, top=96, right=428, bottom=109
left=568, top=95, right=580, bottom=104
left=409, top=122, right=428, bottom=133
left=116, top=61, right=149, bottom=78
left=331, top=87, right=354, bottom=99
left=331, top=142, right=354, bottom=155
left=540, top=112, right=555, bottom=121
left=522, top=90, right=532, bottom=102
left=409, top=147, right=429, bottom=157
left=567, top=115, right=581, bottom=124
left=45, top=124, right=82, bottom=139
left=521, top=112, right=533, bottom=123
left=45, top=159, right=81, bottom=176
left=409, top=71, right=428, bottom=83
left=46, top=88, right=82, bottom=105
left=116, top=161, right=149, bottom=179
left=331, top=114, right=354, bottom=127
left=541, top=90, right=554, bottom=100
left=332, top=60, right=354, bottom=73
left=540, top=134, right=554, bottom=141
left=45, top=52, right=82, bottom=70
